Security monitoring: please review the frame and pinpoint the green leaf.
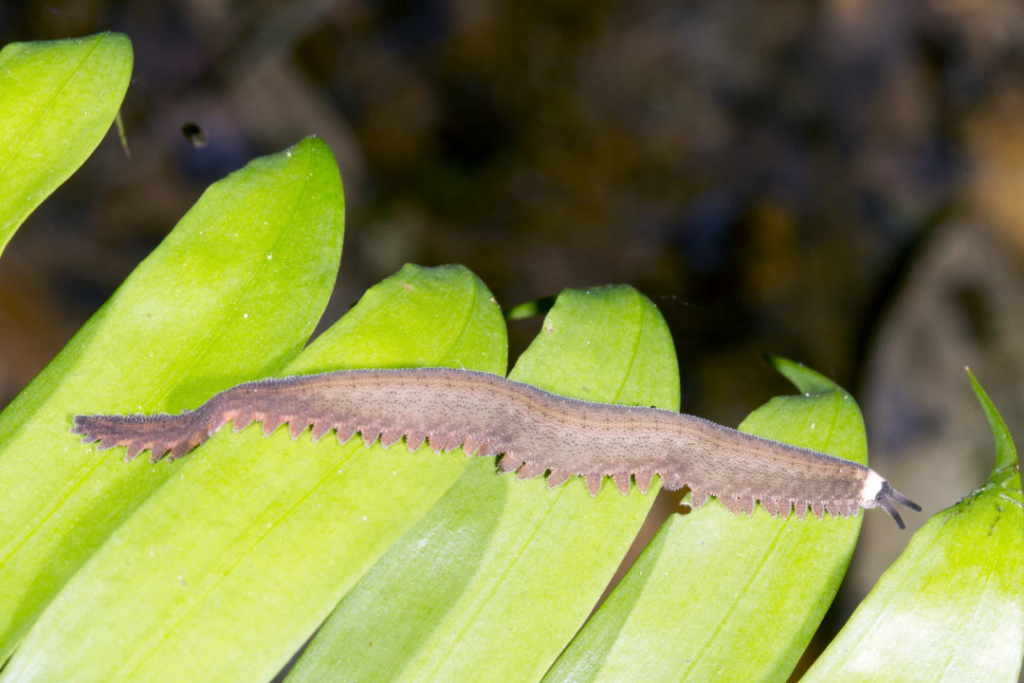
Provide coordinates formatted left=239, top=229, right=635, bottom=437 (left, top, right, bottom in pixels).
left=0, top=33, right=132, bottom=258
left=0, top=137, right=344, bottom=664
left=0, top=264, right=507, bottom=683
left=543, top=357, right=867, bottom=683
left=287, top=285, right=680, bottom=683
left=800, top=373, right=1024, bottom=683
left=968, top=370, right=1022, bottom=490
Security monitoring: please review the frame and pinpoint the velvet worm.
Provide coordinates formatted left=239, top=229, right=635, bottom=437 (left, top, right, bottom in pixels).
left=73, top=368, right=920, bottom=527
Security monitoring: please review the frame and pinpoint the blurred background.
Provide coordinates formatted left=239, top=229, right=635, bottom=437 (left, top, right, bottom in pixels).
left=3, top=0, right=1024, bottom=676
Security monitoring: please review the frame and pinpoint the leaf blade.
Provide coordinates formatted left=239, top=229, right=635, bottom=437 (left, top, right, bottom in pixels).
left=287, top=284, right=681, bottom=683
left=0, top=264, right=507, bottom=683
left=800, top=374, right=1024, bottom=683
left=543, top=358, right=868, bottom=683
left=0, top=137, right=344, bottom=663
left=0, top=33, right=132, bottom=258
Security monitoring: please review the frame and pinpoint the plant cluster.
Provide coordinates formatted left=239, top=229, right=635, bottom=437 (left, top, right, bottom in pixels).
left=0, top=33, right=1020, bottom=683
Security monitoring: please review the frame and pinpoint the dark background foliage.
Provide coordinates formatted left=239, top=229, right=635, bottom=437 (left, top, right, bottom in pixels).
left=3, top=0, right=1024, bottom=675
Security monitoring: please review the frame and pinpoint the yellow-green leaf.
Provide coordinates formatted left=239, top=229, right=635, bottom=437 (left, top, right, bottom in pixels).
left=800, top=372, right=1024, bottom=683
left=0, top=33, right=132, bottom=258
left=0, top=137, right=344, bottom=664
left=543, top=358, right=868, bottom=683
left=287, top=285, right=680, bottom=683
left=0, top=264, right=506, bottom=683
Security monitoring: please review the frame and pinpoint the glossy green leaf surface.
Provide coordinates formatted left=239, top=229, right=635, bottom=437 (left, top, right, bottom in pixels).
left=1, top=264, right=506, bottom=683
left=801, top=373, right=1024, bottom=683
left=0, top=137, right=344, bottom=663
left=287, top=285, right=680, bottom=683
left=544, top=358, right=867, bottom=683
left=0, top=33, right=132, bottom=258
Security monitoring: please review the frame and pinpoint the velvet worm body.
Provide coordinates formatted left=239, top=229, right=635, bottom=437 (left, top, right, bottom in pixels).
left=73, top=368, right=920, bottom=527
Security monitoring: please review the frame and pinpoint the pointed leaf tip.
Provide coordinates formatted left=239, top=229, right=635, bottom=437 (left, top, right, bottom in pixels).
left=966, top=369, right=1021, bottom=489
left=767, top=356, right=840, bottom=395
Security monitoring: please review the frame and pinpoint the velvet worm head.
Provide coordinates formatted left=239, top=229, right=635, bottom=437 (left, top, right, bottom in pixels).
left=73, top=367, right=920, bottom=527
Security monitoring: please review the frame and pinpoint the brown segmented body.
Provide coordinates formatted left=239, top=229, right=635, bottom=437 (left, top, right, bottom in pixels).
left=72, top=367, right=920, bottom=527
